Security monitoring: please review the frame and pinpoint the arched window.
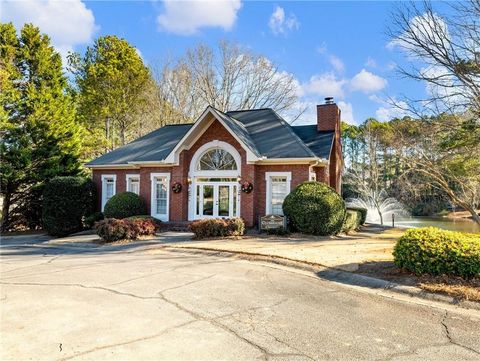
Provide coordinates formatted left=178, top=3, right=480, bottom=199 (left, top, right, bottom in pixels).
left=197, top=148, right=237, bottom=171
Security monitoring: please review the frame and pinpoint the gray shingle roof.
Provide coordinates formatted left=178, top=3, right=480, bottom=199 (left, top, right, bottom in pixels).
left=226, top=109, right=317, bottom=158
left=86, top=124, right=192, bottom=166
left=291, top=125, right=334, bottom=160
left=87, top=107, right=335, bottom=166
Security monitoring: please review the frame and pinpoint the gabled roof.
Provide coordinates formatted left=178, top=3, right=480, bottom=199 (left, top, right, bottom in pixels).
left=226, top=109, right=317, bottom=158
left=87, top=106, right=335, bottom=167
left=291, top=125, right=335, bottom=160
left=86, top=124, right=192, bottom=166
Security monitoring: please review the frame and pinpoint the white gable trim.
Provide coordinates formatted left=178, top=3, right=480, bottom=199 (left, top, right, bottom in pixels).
left=164, top=106, right=259, bottom=165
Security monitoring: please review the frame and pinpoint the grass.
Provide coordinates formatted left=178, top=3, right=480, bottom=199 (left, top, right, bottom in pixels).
left=357, top=261, right=480, bottom=302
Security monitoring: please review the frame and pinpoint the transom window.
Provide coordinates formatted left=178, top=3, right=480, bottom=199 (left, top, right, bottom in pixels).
left=197, top=148, right=237, bottom=171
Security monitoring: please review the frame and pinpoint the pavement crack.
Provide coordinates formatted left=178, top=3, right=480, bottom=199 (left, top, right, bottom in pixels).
left=157, top=290, right=270, bottom=360
left=59, top=319, right=197, bottom=360
left=441, top=310, right=480, bottom=355
left=156, top=274, right=216, bottom=293
left=0, top=281, right=161, bottom=300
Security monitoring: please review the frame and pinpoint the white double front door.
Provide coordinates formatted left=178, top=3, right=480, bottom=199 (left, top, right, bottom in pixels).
left=193, top=181, right=239, bottom=219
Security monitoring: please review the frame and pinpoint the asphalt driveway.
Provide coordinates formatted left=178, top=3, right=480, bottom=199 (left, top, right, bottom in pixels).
left=1, top=239, right=479, bottom=360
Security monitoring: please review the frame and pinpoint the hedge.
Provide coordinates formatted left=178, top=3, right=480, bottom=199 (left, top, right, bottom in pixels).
left=342, top=209, right=362, bottom=233
left=189, top=218, right=245, bottom=239
left=103, top=192, right=147, bottom=219
left=393, top=227, right=480, bottom=278
left=282, top=181, right=345, bottom=236
left=42, top=176, right=96, bottom=236
left=95, top=218, right=157, bottom=242
left=346, top=207, right=367, bottom=225
left=84, top=212, right=104, bottom=229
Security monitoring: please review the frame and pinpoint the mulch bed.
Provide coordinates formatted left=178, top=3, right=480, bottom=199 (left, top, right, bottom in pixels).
left=357, top=261, right=480, bottom=302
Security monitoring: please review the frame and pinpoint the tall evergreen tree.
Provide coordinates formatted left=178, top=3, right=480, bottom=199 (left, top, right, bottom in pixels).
left=0, top=23, right=84, bottom=231
left=69, top=35, right=151, bottom=157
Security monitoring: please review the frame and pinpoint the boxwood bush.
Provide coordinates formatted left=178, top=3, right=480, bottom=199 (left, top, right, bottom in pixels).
left=103, top=192, right=146, bottom=219
left=42, top=176, right=96, bottom=236
left=189, top=218, right=245, bottom=239
left=342, top=209, right=362, bottom=233
left=393, top=227, right=480, bottom=278
left=282, top=181, right=345, bottom=236
left=347, top=207, right=367, bottom=225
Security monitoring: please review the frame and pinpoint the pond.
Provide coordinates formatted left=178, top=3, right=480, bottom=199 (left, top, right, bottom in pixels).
left=392, top=216, right=480, bottom=234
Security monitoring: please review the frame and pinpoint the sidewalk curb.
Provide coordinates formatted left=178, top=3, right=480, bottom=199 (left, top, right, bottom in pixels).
left=161, top=245, right=480, bottom=312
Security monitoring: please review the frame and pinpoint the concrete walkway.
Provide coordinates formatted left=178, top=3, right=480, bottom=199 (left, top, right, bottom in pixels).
left=158, top=225, right=402, bottom=272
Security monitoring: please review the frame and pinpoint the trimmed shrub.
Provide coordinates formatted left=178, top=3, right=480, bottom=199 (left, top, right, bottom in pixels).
left=125, top=215, right=161, bottom=234
left=282, top=181, right=346, bottom=236
left=103, top=192, right=146, bottom=219
left=347, top=207, right=367, bottom=225
left=342, top=209, right=362, bottom=233
left=42, top=176, right=96, bottom=236
left=84, top=212, right=104, bottom=229
left=393, top=227, right=480, bottom=278
left=95, top=217, right=156, bottom=242
left=189, top=218, right=245, bottom=239
left=95, top=218, right=137, bottom=242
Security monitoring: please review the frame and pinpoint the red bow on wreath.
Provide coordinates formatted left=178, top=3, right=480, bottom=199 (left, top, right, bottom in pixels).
left=240, top=181, right=253, bottom=193
left=171, top=181, right=182, bottom=193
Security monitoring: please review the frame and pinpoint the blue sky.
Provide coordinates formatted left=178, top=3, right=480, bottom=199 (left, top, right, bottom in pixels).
left=1, top=0, right=441, bottom=125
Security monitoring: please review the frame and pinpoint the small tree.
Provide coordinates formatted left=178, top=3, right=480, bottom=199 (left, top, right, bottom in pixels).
left=0, top=23, right=84, bottom=232
left=69, top=35, right=152, bottom=157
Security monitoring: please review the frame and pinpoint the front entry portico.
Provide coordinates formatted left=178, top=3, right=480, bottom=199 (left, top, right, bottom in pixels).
left=188, top=140, right=242, bottom=221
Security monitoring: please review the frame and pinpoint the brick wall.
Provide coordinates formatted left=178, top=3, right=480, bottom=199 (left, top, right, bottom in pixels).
left=91, top=117, right=336, bottom=227
left=254, top=164, right=311, bottom=223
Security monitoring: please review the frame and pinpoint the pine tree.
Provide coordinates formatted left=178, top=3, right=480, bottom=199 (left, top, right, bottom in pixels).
left=0, top=23, right=85, bottom=231
left=69, top=35, right=151, bottom=157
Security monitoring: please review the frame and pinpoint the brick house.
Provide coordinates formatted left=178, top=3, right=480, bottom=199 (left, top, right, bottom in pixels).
left=86, top=99, right=342, bottom=227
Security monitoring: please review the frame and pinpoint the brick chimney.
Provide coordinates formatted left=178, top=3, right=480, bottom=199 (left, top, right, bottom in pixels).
left=317, top=97, right=341, bottom=132
left=317, top=97, right=342, bottom=193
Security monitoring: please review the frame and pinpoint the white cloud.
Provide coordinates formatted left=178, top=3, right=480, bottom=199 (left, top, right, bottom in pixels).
left=350, top=69, right=387, bottom=94
left=338, top=101, right=355, bottom=124
left=0, top=0, right=97, bottom=58
left=328, top=54, right=345, bottom=73
left=375, top=104, right=408, bottom=122
left=365, top=57, right=377, bottom=68
left=157, top=0, right=242, bottom=35
left=370, top=95, right=409, bottom=121
left=301, top=72, right=347, bottom=99
left=387, top=12, right=449, bottom=54
left=268, top=6, right=299, bottom=36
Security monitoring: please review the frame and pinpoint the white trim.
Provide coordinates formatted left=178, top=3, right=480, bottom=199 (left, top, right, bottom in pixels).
left=256, top=158, right=328, bottom=165
left=101, top=174, right=117, bottom=211
left=265, top=172, right=291, bottom=215
left=88, top=164, right=137, bottom=169
left=125, top=174, right=140, bottom=194
left=164, top=106, right=260, bottom=164
left=150, top=173, right=170, bottom=222
left=189, top=140, right=242, bottom=178
left=188, top=141, right=241, bottom=220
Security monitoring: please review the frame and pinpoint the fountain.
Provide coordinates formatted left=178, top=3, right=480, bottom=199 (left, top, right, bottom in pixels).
left=346, top=190, right=409, bottom=226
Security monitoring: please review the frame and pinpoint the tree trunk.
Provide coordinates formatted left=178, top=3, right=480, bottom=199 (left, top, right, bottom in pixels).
left=460, top=202, right=480, bottom=226
left=1, top=190, right=12, bottom=232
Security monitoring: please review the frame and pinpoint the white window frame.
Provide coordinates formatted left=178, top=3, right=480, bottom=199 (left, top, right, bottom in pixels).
left=101, top=174, right=117, bottom=211
left=126, top=174, right=140, bottom=195
left=150, top=173, right=170, bottom=222
left=265, top=172, right=292, bottom=215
